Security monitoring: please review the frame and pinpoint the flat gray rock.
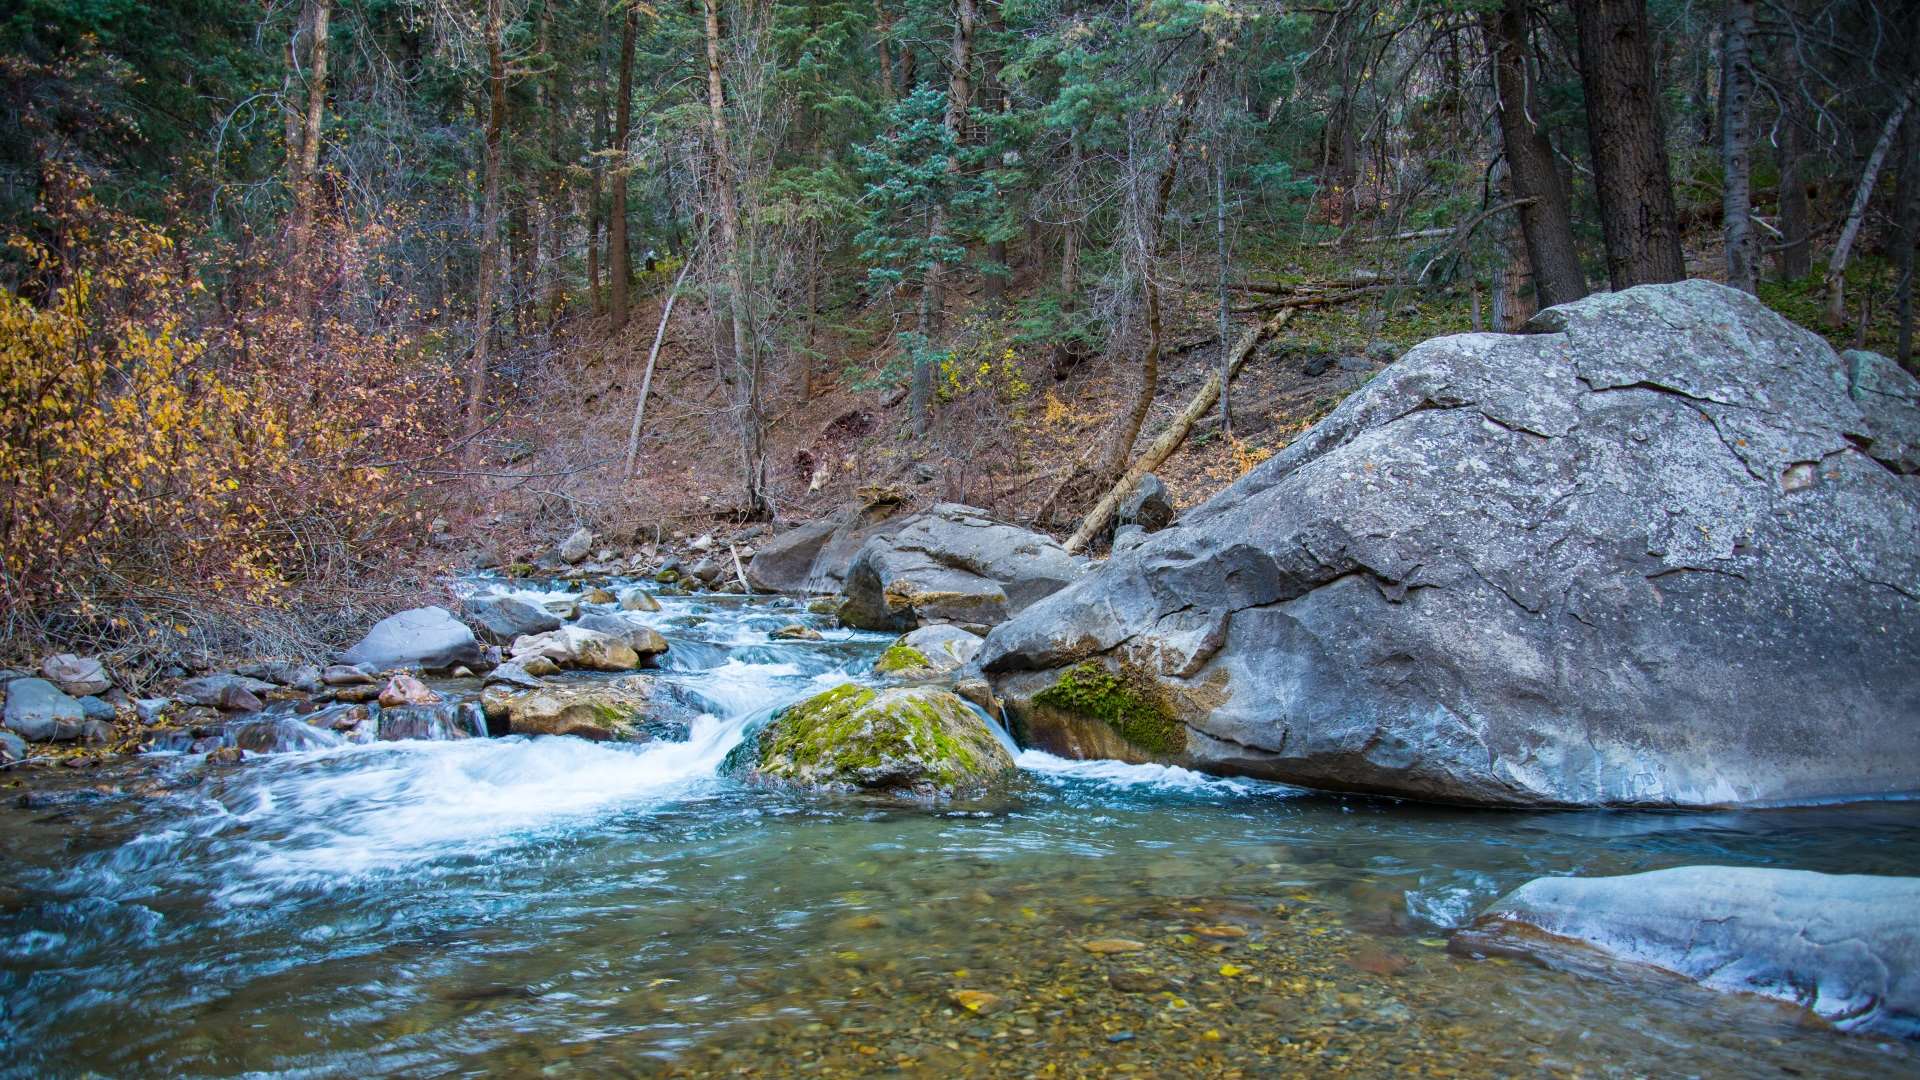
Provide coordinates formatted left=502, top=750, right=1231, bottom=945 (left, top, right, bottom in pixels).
left=465, top=594, right=563, bottom=645
left=1452, top=865, right=1920, bottom=1038
left=340, top=606, right=484, bottom=672
left=3, top=678, right=86, bottom=741
left=981, top=282, right=1920, bottom=807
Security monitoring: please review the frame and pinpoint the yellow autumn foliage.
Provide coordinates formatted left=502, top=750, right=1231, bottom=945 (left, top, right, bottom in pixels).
left=0, top=168, right=456, bottom=637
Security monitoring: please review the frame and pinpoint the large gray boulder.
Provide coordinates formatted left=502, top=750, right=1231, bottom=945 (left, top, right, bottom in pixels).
left=3, top=678, right=87, bottom=741
left=340, top=606, right=485, bottom=672
left=746, top=497, right=913, bottom=594
left=980, top=281, right=1920, bottom=807
left=838, top=504, right=1087, bottom=632
left=1451, top=866, right=1920, bottom=1038
left=465, top=594, right=563, bottom=645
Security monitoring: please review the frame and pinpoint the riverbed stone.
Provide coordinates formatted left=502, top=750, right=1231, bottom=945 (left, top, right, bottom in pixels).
left=838, top=504, right=1087, bottom=632
left=558, top=527, right=594, bottom=564
left=740, top=684, right=1013, bottom=797
left=465, top=594, right=563, bottom=645
left=174, top=673, right=278, bottom=709
left=508, top=626, right=641, bottom=671
left=981, top=281, right=1920, bottom=807
left=3, top=678, right=87, bottom=741
left=231, top=717, right=344, bottom=754
left=340, top=606, right=485, bottom=672
left=322, top=664, right=376, bottom=687
left=505, top=685, right=648, bottom=741
left=573, top=613, right=670, bottom=662
left=745, top=496, right=916, bottom=594
left=0, top=730, right=26, bottom=762
left=1451, top=865, right=1920, bottom=1038
left=619, top=588, right=662, bottom=612
left=232, top=661, right=324, bottom=691
left=378, top=673, right=442, bottom=708
left=874, top=625, right=985, bottom=679
left=78, top=695, right=116, bottom=721
left=42, top=654, right=110, bottom=696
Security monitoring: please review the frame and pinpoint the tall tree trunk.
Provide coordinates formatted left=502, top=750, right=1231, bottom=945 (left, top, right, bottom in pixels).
left=609, top=6, right=639, bottom=328
left=467, top=0, right=507, bottom=462
left=1826, top=84, right=1916, bottom=327
left=910, top=0, right=977, bottom=435
left=1571, top=0, right=1686, bottom=288
left=539, top=0, right=565, bottom=325
left=288, top=0, right=332, bottom=317
left=587, top=33, right=608, bottom=316
left=874, top=0, right=894, bottom=101
left=702, top=0, right=766, bottom=516
left=1719, top=0, right=1758, bottom=293
left=1482, top=0, right=1587, bottom=307
left=980, top=4, right=1009, bottom=304
left=1098, top=61, right=1211, bottom=485
left=1897, top=113, right=1917, bottom=369
left=1776, top=45, right=1813, bottom=281
left=1215, top=157, right=1232, bottom=436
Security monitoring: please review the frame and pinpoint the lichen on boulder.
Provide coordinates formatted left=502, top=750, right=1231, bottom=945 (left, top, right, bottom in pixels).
left=505, top=684, right=649, bottom=741
left=742, top=683, right=1013, bottom=797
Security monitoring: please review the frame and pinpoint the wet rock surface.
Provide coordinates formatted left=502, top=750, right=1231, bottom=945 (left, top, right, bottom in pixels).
left=982, top=282, right=1920, bottom=807
left=838, top=504, right=1087, bottom=633
left=1452, top=865, right=1920, bottom=1038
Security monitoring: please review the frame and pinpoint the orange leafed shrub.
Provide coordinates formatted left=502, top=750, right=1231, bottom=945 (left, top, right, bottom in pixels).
left=0, top=168, right=458, bottom=658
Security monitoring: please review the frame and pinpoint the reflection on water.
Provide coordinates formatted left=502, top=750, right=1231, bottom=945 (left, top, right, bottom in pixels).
left=2, top=588, right=1916, bottom=1077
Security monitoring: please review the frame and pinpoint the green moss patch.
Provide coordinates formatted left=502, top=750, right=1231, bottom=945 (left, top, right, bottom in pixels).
left=1032, top=662, right=1187, bottom=756
left=874, top=644, right=933, bottom=676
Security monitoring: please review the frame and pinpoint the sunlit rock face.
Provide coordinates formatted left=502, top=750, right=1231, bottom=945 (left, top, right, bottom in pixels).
left=1451, top=866, right=1920, bottom=1038
left=982, top=281, right=1920, bottom=808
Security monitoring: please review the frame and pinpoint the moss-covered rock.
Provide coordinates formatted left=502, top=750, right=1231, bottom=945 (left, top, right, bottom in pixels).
left=745, top=683, right=1013, bottom=797
left=1027, top=661, right=1186, bottom=757
left=873, top=644, right=934, bottom=676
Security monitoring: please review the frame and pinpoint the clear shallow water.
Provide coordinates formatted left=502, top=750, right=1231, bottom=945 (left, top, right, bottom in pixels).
left=3, top=591, right=1918, bottom=1077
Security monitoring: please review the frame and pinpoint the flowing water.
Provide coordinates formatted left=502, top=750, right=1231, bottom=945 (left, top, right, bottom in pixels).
left=3, top=588, right=1918, bottom=1077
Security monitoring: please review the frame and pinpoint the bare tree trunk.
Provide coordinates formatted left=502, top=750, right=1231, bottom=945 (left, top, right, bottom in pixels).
left=1215, top=158, right=1232, bottom=436
left=1482, top=0, right=1586, bottom=306
left=874, top=0, right=894, bottom=101
left=910, top=0, right=977, bottom=436
left=702, top=0, right=766, bottom=516
left=466, top=0, right=507, bottom=463
left=1720, top=0, right=1758, bottom=293
left=1897, top=113, right=1917, bottom=369
left=609, top=6, right=639, bottom=328
left=1571, top=0, right=1686, bottom=288
left=1826, top=84, right=1916, bottom=326
left=288, top=0, right=332, bottom=318
left=1775, top=43, right=1812, bottom=281
left=626, top=238, right=703, bottom=477
left=1098, top=62, right=1211, bottom=485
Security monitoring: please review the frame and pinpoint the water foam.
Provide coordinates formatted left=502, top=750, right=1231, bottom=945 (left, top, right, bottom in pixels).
left=1015, top=749, right=1297, bottom=797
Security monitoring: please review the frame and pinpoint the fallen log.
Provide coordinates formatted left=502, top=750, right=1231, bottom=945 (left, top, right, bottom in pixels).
left=1065, top=308, right=1293, bottom=554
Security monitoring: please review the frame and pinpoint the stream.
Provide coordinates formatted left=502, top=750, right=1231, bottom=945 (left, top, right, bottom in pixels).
left=3, top=585, right=1918, bottom=1077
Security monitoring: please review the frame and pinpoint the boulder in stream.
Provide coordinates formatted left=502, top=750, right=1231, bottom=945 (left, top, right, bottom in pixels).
left=980, top=282, right=1920, bottom=807
left=738, top=683, right=1013, bottom=797
left=465, top=594, right=563, bottom=645
left=504, top=684, right=649, bottom=741
left=874, top=624, right=985, bottom=679
left=837, top=504, right=1086, bottom=633
left=340, top=606, right=485, bottom=672
left=1450, top=865, right=1920, bottom=1039
left=509, top=626, right=640, bottom=671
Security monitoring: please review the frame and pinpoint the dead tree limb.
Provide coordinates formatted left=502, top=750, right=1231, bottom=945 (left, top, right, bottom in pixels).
left=623, top=234, right=706, bottom=477
left=1065, top=308, right=1294, bottom=554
